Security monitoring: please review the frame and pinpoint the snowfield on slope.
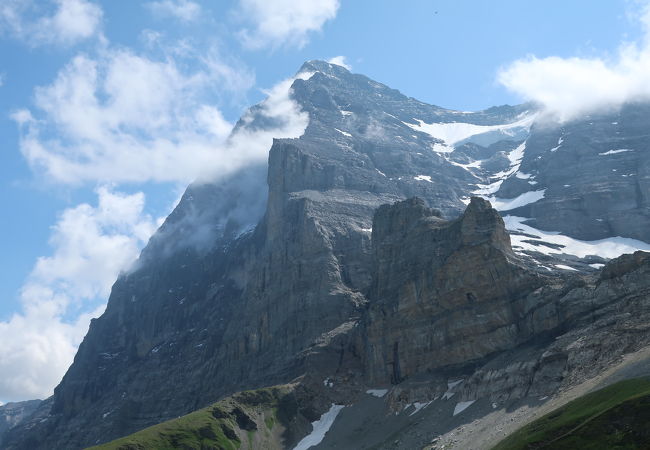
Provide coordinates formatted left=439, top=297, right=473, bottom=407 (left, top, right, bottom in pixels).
left=504, top=216, right=650, bottom=259
left=403, top=114, right=535, bottom=153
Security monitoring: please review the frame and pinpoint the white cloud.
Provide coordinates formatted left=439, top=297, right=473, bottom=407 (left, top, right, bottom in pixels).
left=14, top=47, right=311, bottom=185
left=146, top=0, right=201, bottom=23
left=327, top=55, right=351, bottom=70
left=498, top=2, right=650, bottom=122
left=237, top=0, right=340, bottom=49
left=0, top=0, right=102, bottom=47
left=0, top=188, right=157, bottom=402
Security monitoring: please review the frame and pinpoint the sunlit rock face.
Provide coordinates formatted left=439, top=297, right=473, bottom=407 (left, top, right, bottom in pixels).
left=363, top=197, right=546, bottom=384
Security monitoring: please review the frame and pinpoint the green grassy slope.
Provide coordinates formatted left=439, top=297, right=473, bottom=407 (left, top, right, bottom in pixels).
left=88, top=384, right=304, bottom=450
left=492, top=377, right=650, bottom=450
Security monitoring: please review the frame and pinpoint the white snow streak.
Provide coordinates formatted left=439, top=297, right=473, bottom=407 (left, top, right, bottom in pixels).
left=598, top=149, right=633, bottom=156
left=293, top=404, right=344, bottom=450
left=473, top=142, right=527, bottom=196
left=366, top=389, right=388, bottom=398
left=487, top=189, right=546, bottom=211
left=550, top=137, right=564, bottom=152
left=409, top=401, right=433, bottom=416
left=453, top=400, right=475, bottom=416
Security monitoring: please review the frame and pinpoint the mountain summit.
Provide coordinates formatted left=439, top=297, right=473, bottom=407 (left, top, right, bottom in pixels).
left=4, top=60, right=650, bottom=450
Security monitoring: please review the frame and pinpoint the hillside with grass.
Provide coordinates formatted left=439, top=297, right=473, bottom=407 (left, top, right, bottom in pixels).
left=87, top=384, right=313, bottom=450
left=492, top=377, right=650, bottom=449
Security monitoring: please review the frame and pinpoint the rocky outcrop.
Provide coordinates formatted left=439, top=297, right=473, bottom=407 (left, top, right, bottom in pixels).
left=6, top=61, right=650, bottom=450
left=363, top=197, right=546, bottom=384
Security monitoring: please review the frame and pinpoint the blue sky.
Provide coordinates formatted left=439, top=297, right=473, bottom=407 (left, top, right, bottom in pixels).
left=0, top=0, right=647, bottom=402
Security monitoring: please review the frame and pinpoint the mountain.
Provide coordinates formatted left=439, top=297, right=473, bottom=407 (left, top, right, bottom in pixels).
left=0, top=400, right=40, bottom=448
left=4, top=60, right=650, bottom=449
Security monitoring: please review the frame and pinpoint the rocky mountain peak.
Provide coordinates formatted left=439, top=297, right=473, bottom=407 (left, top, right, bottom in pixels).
left=5, top=60, right=650, bottom=450
left=460, top=196, right=513, bottom=254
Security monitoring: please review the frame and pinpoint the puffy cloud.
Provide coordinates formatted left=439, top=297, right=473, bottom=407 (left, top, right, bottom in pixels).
left=146, top=0, right=201, bottom=23
left=327, top=55, right=351, bottom=70
left=0, top=0, right=102, bottom=47
left=498, top=2, right=650, bottom=122
left=237, top=0, right=340, bottom=49
left=14, top=47, right=311, bottom=185
left=0, top=188, right=157, bottom=402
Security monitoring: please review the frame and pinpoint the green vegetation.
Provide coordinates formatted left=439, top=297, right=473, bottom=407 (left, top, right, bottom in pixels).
left=492, top=377, right=650, bottom=449
left=88, top=385, right=294, bottom=450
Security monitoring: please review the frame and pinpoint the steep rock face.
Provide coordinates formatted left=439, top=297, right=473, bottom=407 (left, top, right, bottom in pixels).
left=6, top=61, right=650, bottom=449
left=363, top=197, right=546, bottom=384
left=497, top=103, right=650, bottom=241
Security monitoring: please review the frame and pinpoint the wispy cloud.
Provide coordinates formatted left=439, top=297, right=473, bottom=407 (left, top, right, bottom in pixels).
left=237, top=0, right=340, bottom=49
left=0, top=187, right=157, bottom=402
left=0, top=0, right=103, bottom=47
left=146, top=0, right=201, bottom=23
left=498, top=1, right=650, bottom=122
left=13, top=48, right=248, bottom=184
left=327, top=55, right=351, bottom=70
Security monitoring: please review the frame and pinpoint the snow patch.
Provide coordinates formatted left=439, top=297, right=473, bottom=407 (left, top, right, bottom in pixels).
left=550, top=137, right=563, bottom=152
left=431, top=143, right=454, bottom=153
left=453, top=400, right=475, bottom=416
left=472, top=142, right=527, bottom=196
left=409, top=401, right=433, bottom=416
left=555, top=264, right=578, bottom=271
left=487, top=190, right=546, bottom=211
left=504, top=216, right=650, bottom=259
left=442, top=379, right=463, bottom=400
left=448, top=159, right=483, bottom=170
left=599, top=149, right=633, bottom=156
left=366, top=389, right=388, bottom=398
left=293, top=404, right=344, bottom=450
left=414, top=175, right=433, bottom=183
left=334, top=128, right=352, bottom=137
left=403, top=114, right=534, bottom=148
left=340, top=110, right=353, bottom=116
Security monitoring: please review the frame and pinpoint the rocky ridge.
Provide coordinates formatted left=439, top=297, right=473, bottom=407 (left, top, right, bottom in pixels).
left=4, top=61, right=650, bottom=449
